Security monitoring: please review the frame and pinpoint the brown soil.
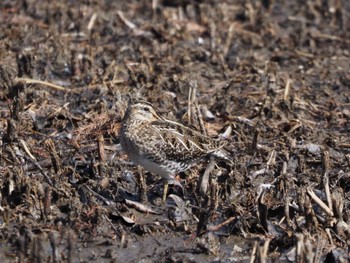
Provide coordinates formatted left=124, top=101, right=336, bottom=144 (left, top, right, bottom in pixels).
left=0, top=0, right=349, bottom=262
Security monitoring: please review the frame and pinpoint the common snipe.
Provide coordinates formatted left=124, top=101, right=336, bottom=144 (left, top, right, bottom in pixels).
left=120, top=101, right=230, bottom=202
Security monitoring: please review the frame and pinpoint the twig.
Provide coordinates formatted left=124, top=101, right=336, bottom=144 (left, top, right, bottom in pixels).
left=97, top=133, right=106, bottom=178
left=44, top=139, right=62, bottom=174
left=19, top=139, right=53, bottom=185
left=24, top=158, right=52, bottom=172
left=314, top=236, right=325, bottom=263
left=187, top=80, right=196, bottom=125
left=117, top=10, right=136, bottom=30
left=266, top=149, right=276, bottom=168
left=67, top=230, right=76, bottom=263
left=311, top=31, right=350, bottom=44
left=251, top=127, right=259, bottom=154
left=307, top=188, right=334, bottom=217
left=338, top=143, right=350, bottom=148
left=230, top=22, right=262, bottom=42
left=15, top=77, right=72, bottom=92
left=24, top=156, right=53, bottom=185
left=124, top=199, right=161, bottom=214
left=325, top=228, right=334, bottom=247
left=195, top=102, right=207, bottom=136
left=329, top=227, right=347, bottom=244
left=283, top=78, right=291, bottom=101
left=260, top=239, right=271, bottom=263
left=249, top=241, right=258, bottom=263
left=295, top=50, right=314, bottom=58
left=321, top=151, right=332, bottom=212
left=207, top=216, right=236, bottom=231
left=87, top=13, right=97, bottom=31
left=19, top=139, right=36, bottom=161
left=84, top=185, right=113, bottom=206
left=103, top=213, right=122, bottom=239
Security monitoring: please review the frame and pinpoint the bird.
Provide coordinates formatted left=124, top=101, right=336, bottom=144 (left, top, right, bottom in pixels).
left=119, top=101, right=230, bottom=202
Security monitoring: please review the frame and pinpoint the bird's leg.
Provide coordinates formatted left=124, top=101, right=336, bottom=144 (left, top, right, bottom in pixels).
left=162, top=177, right=184, bottom=202
left=162, top=178, right=169, bottom=203
left=138, top=167, right=147, bottom=203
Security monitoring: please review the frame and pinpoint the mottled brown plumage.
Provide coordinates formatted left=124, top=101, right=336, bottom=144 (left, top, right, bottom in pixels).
left=120, top=101, right=229, bottom=201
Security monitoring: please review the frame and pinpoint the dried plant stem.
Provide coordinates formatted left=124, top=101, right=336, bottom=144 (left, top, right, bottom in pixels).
left=19, top=139, right=36, bottom=161
left=307, top=188, right=334, bottom=217
left=321, top=151, right=332, bottom=212
left=16, top=77, right=72, bottom=92
left=283, top=78, right=291, bottom=101
left=195, top=103, right=207, bottom=136
left=187, top=80, right=196, bottom=125
left=207, top=216, right=236, bottom=231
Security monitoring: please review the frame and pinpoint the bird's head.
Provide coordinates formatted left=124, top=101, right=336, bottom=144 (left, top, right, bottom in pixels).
left=123, top=101, right=162, bottom=122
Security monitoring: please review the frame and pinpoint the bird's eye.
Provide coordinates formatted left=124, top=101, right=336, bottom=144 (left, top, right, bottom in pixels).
left=143, top=107, right=150, bottom=112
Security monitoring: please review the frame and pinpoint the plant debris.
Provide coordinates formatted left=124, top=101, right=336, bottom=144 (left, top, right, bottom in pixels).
left=0, top=0, right=349, bottom=262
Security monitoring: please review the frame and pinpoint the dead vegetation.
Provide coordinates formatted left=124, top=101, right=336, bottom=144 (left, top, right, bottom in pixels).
left=0, top=0, right=349, bottom=262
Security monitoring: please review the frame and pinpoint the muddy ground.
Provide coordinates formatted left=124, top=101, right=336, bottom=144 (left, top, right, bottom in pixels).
left=0, top=0, right=349, bottom=262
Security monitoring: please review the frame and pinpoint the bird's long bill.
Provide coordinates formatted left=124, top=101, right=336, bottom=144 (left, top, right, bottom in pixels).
left=151, top=110, right=164, bottom=120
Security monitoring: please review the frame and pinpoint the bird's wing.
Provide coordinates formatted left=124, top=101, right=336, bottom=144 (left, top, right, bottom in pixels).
left=150, top=119, right=225, bottom=162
